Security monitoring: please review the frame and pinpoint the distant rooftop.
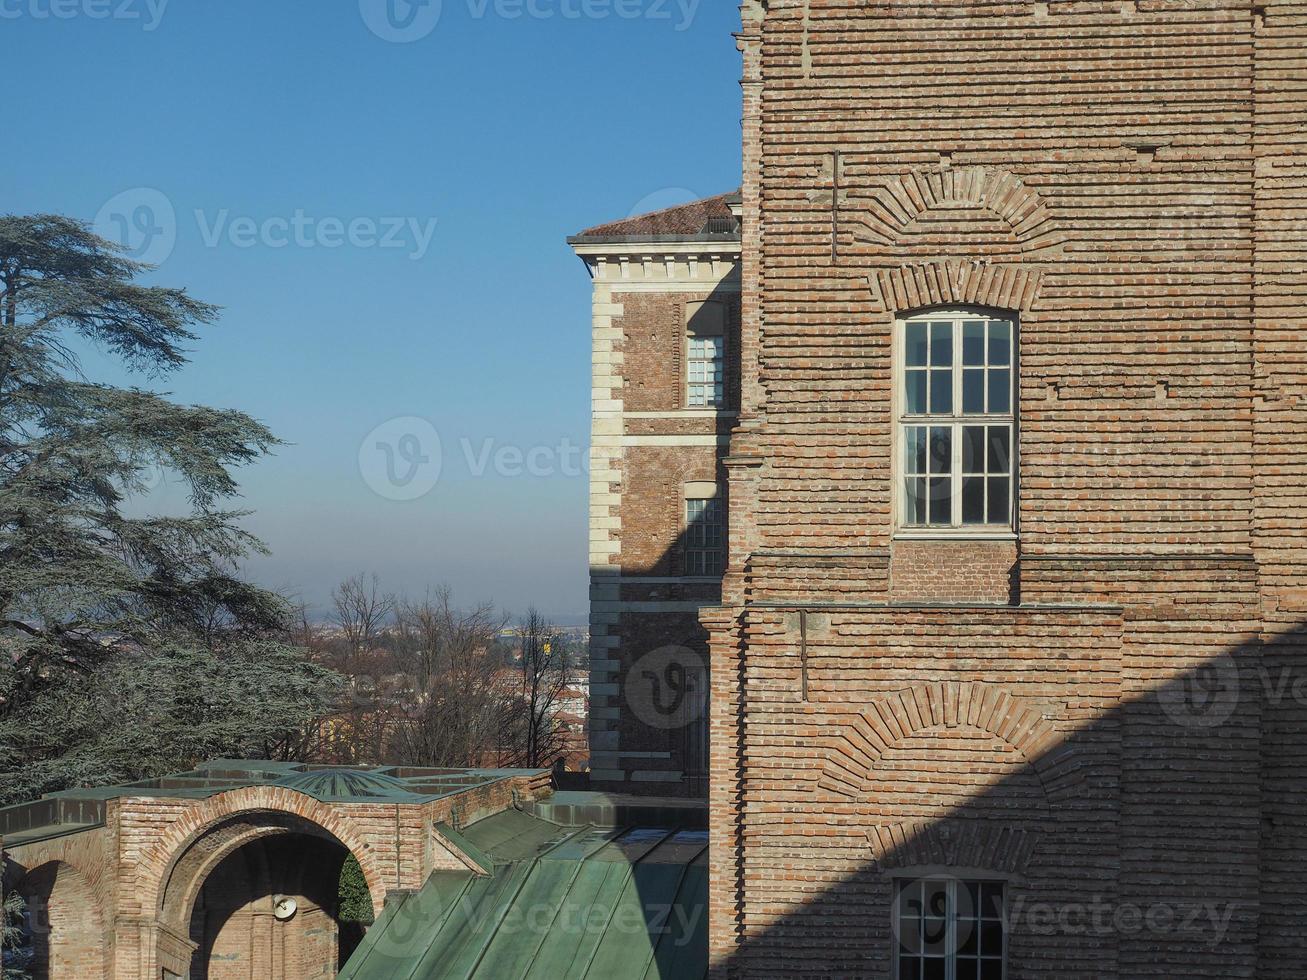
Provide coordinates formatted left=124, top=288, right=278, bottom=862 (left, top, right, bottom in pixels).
left=568, top=191, right=741, bottom=245
left=0, top=760, right=549, bottom=847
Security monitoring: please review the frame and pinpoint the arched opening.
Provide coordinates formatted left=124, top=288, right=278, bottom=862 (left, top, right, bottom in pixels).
left=162, top=814, right=374, bottom=980
left=15, top=861, right=106, bottom=980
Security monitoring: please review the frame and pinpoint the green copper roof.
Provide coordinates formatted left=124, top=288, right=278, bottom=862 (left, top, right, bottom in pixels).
left=274, top=768, right=422, bottom=802
left=339, top=810, right=709, bottom=980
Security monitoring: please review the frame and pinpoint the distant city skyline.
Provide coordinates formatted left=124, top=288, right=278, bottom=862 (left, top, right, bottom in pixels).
left=5, top=0, right=743, bottom=619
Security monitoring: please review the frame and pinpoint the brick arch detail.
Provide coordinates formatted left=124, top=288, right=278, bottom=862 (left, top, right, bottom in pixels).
left=165, top=820, right=336, bottom=932
left=852, top=165, right=1063, bottom=257
left=868, top=258, right=1044, bottom=316
left=867, top=820, right=1041, bottom=876
left=818, top=682, right=1082, bottom=805
left=140, top=787, right=386, bottom=923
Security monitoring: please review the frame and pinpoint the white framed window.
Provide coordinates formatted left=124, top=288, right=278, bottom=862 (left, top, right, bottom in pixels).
left=893, top=878, right=1006, bottom=980
left=687, top=335, right=725, bottom=408
left=897, top=310, right=1017, bottom=532
left=685, top=496, right=725, bottom=576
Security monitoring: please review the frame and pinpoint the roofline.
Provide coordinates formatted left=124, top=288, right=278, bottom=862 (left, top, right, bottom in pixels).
left=566, top=231, right=741, bottom=247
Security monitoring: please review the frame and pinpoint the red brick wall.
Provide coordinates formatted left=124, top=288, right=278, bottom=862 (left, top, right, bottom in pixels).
left=711, top=0, right=1301, bottom=975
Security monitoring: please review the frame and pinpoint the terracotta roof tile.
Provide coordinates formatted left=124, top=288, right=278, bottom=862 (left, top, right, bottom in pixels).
left=573, top=191, right=740, bottom=240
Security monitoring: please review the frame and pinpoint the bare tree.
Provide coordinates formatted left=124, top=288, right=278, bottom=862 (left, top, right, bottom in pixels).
left=324, top=574, right=397, bottom=763
left=389, top=588, right=513, bottom=768
left=511, top=608, right=574, bottom=769
left=331, top=573, right=394, bottom=672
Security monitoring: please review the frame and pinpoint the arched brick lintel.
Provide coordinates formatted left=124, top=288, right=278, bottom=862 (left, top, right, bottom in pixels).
left=140, top=787, right=387, bottom=924
left=867, top=821, right=1041, bottom=877
left=818, top=681, right=1082, bottom=805
left=868, top=259, right=1044, bottom=317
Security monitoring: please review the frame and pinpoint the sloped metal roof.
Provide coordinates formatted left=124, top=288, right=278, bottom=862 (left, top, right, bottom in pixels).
left=339, top=810, right=709, bottom=980
left=274, top=768, right=422, bottom=802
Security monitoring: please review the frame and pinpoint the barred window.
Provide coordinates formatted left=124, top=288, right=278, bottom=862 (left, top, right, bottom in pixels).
left=687, top=335, right=725, bottom=408
left=894, top=878, right=1006, bottom=980
left=685, top=496, right=725, bottom=576
left=899, top=310, right=1016, bottom=531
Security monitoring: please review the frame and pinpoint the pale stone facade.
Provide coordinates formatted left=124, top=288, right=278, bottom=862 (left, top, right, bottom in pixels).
left=570, top=198, right=742, bottom=794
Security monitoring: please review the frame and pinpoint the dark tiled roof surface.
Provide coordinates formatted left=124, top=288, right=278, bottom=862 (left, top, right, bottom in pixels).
left=572, top=192, right=740, bottom=241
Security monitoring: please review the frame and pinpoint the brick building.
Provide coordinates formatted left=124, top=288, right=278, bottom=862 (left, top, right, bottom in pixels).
left=569, top=196, right=743, bottom=796
left=0, top=761, right=552, bottom=979
left=701, top=1, right=1307, bottom=978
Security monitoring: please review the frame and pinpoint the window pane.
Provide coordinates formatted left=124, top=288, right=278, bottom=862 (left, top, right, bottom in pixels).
left=981, top=921, right=1004, bottom=956
left=987, top=369, right=1011, bottom=414
left=930, top=369, right=952, bottom=414
left=963, top=321, right=985, bottom=365
left=899, top=958, right=922, bottom=980
left=922, top=917, right=948, bottom=957
left=957, top=962, right=981, bottom=980
left=906, top=323, right=928, bottom=367
left=928, top=427, right=952, bottom=476
left=905, top=426, right=927, bottom=475
left=923, top=880, right=948, bottom=918
left=958, top=918, right=979, bottom=957
left=928, top=478, right=951, bottom=525
left=962, top=426, right=985, bottom=473
left=962, top=477, right=985, bottom=524
left=989, top=321, right=1012, bottom=365
left=930, top=323, right=953, bottom=366
left=988, top=477, right=1010, bottom=525
left=963, top=369, right=985, bottom=413
left=901, top=879, right=924, bottom=913
left=981, top=884, right=1004, bottom=920
left=906, top=371, right=927, bottom=414
left=906, top=478, right=927, bottom=525
left=923, top=959, right=946, bottom=980
left=987, top=427, right=1011, bottom=474
left=980, top=959, right=1003, bottom=980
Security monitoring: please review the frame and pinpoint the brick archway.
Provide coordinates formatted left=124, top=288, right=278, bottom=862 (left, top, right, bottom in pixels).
left=140, top=787, right=387, bottom=925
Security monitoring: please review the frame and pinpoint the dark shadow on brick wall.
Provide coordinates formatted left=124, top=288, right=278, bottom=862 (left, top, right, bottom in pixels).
left=705, top=621, right=1307, bottom=978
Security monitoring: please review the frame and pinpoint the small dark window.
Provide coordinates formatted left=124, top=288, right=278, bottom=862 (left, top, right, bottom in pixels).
left=895, top=878, right=1006, bottom=980
left=685, top=497, right=725, bottom=576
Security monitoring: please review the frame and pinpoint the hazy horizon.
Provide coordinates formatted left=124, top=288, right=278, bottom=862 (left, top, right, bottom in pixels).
left=6, top=0, right=743, bottom=619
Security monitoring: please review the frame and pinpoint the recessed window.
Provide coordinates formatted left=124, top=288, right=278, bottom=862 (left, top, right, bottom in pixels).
left=686, top=300, right=727, bottom=408
left=894, top=878, right=1006, bottom=980
left=685, top=496, right=725, bottom=576
left=687, top=336, right=725, bottom=407
left=899, top=311, right=1016, bottom=531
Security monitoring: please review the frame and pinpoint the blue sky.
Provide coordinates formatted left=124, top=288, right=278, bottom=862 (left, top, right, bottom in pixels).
left=4, top=0, right=742, bottom=622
